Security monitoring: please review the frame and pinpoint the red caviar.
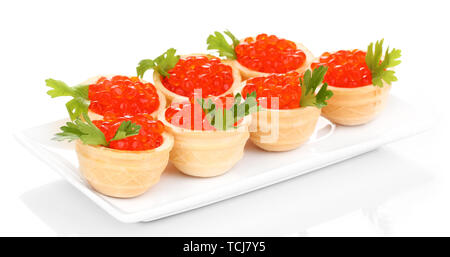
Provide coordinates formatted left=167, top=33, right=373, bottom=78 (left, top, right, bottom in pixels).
left=242, top=71, right=301, bottom=109
left=93, top=114, right=164, bottom=151
left=162, top=56, right=234, bottom=98
left=235, top=34, right=306, bottom=73
left=88, top=75, right=160, bottom=118
left=311, top=50, right=372, bottom=88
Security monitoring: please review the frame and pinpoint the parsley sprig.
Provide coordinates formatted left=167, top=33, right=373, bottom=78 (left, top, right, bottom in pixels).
left=366, top=39, right=402, bottom=87
left=136, top=48, right=180, bottom=78
left=206, top=30, right=239, bottom=60
left=299, top=66, right=333, bottom=108
left=198, top=92, right=258, bottom=131
left=45, top=79, right=90, bottom=120
left=53, top=113, right=141, bottom=147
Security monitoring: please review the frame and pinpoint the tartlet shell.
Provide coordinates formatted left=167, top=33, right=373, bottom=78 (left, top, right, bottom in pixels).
left=238, top=80, right=320, bottom=152
left=158, top=111, right=250, bottom=177
left=152, top=54, right=242, bottom=104
left=249, top=106, right=321, bottom=152
left=321, top=83, right=391, bottom=126
left=75, top=132, right=174, bottom=198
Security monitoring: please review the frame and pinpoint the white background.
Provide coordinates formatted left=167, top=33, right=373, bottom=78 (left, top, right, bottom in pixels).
left=1, top=0, right=450, bottom=236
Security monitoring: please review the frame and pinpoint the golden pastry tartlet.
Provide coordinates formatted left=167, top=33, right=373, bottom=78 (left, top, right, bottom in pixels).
left=76, top=132, right=173, bottom=198
left=312, top=40, right=401, bottom=126
left=241, top=67, right=332, bottom=152
left=159, top=94, right=256, bottom=177
left=322, top=83, right=391, bottom=126
left=55, top=114, right=173, bottom=198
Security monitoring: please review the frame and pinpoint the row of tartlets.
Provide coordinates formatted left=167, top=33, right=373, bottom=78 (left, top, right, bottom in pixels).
left=46, top=31, right=401, bottom=198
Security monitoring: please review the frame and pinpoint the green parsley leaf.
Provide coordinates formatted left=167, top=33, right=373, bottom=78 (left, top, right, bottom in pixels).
left=46, top=79, right=76, bottom=98
left=54, top=113, right=107, bottom=146
left=53, top=113, right=142, bottom=147
left=199, top=92, right=258, bottom=130
left=315, top=83, right=333, bottom=108
left=46, top=79, right=89, bottom=99
left=110, top=121, right=141, bottom=142
left=65, top=97, right=90, bottom=121
left=136, top=59, right=155, bottom=79
left=45, top=79, right=90, bottom=120
left=53, top=121, right=85, bottom=142
left=76, top=113, right=108, bottom=146
left=206, top=30, right=239, bottom=60
left=299, top=66, right=333, bottom=108
left=366, top=39, right=402, bottom=87
left=136, top=48, right=180, bottom=78
left=224, top=30, right=240, bottom=48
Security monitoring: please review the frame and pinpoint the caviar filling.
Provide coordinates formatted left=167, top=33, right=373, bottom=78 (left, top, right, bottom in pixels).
left=161, top=56, right=234, bottom=98
left=312, top=50, right=372, bottom=88
left=242, top=71, right=302, bottom=110
left=235, top=34, right=306, bottom=74
left=93, top=114, right=164, bottom=151
left=88, top=75, right=160, bottom=118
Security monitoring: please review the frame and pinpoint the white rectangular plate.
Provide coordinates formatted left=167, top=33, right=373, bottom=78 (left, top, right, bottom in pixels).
left=15, top=96, right=435, bottom=223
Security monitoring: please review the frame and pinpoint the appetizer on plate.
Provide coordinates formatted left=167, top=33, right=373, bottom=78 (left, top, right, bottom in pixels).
left=312, top=39, right=401, bottom=125
left=136, top=49, right=241, bottom=103
left=54, top=113, right=173, bottom=198
left=45, top=75, right=165, bottom=121
left=241, top=66, right=333, bottom=152
left=159, top=93, right=258, bottom=177
left=207, top=31, right=314, bottom=80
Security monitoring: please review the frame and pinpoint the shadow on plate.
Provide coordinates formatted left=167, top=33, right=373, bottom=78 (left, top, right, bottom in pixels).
left=21, top=147, right=432, bottom=236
